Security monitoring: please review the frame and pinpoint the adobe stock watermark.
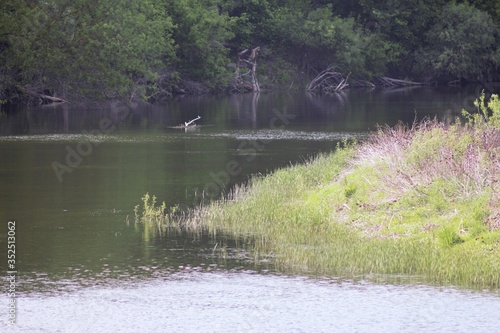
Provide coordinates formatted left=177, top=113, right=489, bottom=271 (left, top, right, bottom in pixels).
left=51, top=107, right=130, bottom=182
left=195, top=107, right=296, bottom=205
left=6, top=220, right=17, bottom=325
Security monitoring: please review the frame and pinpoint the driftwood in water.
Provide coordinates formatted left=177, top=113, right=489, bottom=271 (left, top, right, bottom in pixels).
left=306, top=67, right=351, bottom=93
left=184, top=115, right=201, bottom=127
left=232, top=46, right=260, bottom=93
left=167, top=116, right=203, bottom=132
left=376, top=76, right=426, bottom=87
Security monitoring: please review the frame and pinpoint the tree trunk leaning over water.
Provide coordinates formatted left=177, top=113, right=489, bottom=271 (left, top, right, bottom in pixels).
left=376, top=77, right=426, bottom=87
left=306, top=67, right=351, bottom=93
left=20, top=87, right=69, bottom=105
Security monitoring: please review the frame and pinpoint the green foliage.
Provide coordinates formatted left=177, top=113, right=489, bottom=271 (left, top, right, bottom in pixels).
left=419, top=3, right=500, bottom=81
left=438, top=226, right=464, bottom=247
left=166, top=0, right=236, bottom=88
left=135, top=192, right=182, bottom=235
left=220, top=0, right=274, bottom=47
left=468, top=0, right=500, bottom=24
left=462, top=93, right=500, bottom=127
left=324, top=0, right=447, bottom=76
left=0, top=0, right=176, bottom=100
left=344, top=182, right=357, bottom=199
left=265, top=4, right=394, bottom=77
left=135, top=193, right=167, bottom=224
left=258, top=56, right=297, bottom=89
left=2, top=0, right=500, bottom=100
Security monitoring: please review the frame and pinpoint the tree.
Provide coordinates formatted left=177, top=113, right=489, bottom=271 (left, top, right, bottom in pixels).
left=419, top=3, right=500, bottom=82
left=220, top=0, right=275, bottom=48
left=466, top=0, right=500, bottom=25
left=0, top=0, right=176, bottom=101
left=165, top=0, right=236, bottom=89
left=265, top=4, right=394, bottom=78
left=2, top=0, right=500, bottom=102
left=319, top=0, right=448, bottom=77
left=0, top=0, right=39, bottom=100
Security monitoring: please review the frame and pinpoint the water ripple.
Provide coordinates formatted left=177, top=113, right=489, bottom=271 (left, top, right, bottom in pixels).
left=0, top=130, right=365, bottom=143
left=2, top=271, right=499, bottom=333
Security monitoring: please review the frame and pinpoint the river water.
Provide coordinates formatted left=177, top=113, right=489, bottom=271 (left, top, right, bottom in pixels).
left=1, top=87, right=499, bottom=332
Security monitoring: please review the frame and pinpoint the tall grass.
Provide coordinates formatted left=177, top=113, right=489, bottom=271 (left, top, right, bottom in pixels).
left=136, top=94, right=500, bottom=289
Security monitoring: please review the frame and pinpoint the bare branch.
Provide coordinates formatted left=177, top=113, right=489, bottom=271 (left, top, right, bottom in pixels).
left=184, top=115, right=201, bottom=127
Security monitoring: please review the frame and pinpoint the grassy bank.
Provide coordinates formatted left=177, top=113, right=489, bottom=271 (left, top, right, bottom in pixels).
left=137, top=94, right=500, bottom=289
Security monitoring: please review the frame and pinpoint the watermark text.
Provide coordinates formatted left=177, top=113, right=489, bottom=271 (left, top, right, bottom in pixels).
left=7, top=220, right=17, bottom=325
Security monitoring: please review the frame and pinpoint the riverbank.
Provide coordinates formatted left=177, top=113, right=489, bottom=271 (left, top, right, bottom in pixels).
left=138, top=94, right=500, bottom=289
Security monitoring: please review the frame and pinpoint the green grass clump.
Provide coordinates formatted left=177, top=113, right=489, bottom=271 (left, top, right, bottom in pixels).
left=134, top=193, right=183, bottom=237
left=137, top=95, right=500, bottom=289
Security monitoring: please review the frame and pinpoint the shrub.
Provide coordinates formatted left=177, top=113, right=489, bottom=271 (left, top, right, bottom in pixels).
left=462, top=93, right=500, bottom=128
left=438, top=226, right=464, bottom=248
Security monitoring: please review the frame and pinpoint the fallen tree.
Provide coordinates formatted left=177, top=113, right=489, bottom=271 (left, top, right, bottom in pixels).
left=306, top=67, right=351, bottom=93
left=20, top=87, right=69, bottom=104
left=376, top=76, right=426, bottom=87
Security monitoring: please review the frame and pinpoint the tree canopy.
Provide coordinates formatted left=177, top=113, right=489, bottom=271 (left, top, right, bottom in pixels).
left=419, top=3, right=500, bottom=82
left=0, top=0, right=499, bottom=102
left=0, top=0, right=175, bottom=101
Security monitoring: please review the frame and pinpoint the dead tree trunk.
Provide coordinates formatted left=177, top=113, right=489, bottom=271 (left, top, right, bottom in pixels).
left=233, top=46, right=260, bottom=93
left=376, top=76, right=425, bottom=87
left=21, top=87, right=69, bottom=104
left=306, top=66, right=351, bottom=93
left=250, top=59, right=260, bottom=92
left=184, top=115, right=201, bottom=127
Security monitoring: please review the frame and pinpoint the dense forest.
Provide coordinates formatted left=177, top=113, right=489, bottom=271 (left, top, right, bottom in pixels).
left=1, top=0, right=499, bottom=103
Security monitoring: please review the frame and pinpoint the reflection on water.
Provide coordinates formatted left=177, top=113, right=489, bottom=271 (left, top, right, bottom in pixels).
left=12, top=229, right=270, bottom=295
left=1, top=87, right=499, bottom=331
